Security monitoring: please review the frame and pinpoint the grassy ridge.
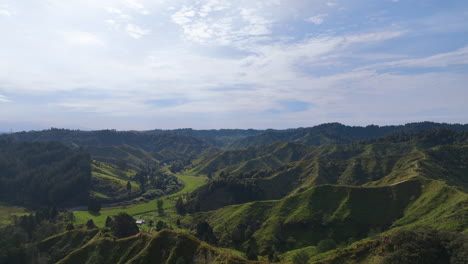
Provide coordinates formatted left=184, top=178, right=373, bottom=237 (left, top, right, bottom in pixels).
left=190, top=178, right=467, bottom=254
left=91, top=162, right=141, bottom=199
left=47, top=229, right=260, bottom=264
left=188, top=142, right=468, bottom=212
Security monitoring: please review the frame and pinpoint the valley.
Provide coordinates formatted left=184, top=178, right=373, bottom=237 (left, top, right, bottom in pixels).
left=0, top=122, right=467, bottom=264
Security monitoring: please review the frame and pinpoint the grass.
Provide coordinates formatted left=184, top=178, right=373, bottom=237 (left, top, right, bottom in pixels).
left=0, top=203, right=28, bottom=227
left=91, top=161, right=141, bottom=198
left=172, top=173, right=207, bottom=194
left=73, top=171, right=207, bottom=227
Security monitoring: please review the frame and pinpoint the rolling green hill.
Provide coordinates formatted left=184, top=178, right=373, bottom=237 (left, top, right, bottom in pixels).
left=39, top=229, right=261, bottom=264
left=188, top=178, right=467, bottom=256
left=187, top=131, right=468, bottom=211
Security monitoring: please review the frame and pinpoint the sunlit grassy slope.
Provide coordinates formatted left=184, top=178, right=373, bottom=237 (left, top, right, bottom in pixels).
left=189, top=178, right=467, bottom=253
left=40, top=229, right=259, bottom=264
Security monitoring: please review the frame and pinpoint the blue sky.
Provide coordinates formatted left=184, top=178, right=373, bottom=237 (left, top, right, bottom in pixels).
left=0, top=0, right=467, bottom=130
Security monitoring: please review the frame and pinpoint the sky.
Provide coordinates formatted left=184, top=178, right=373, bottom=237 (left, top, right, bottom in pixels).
left=0, top=0, right=467, bottom=131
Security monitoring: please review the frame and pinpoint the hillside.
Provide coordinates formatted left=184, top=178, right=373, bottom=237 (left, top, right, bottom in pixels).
left=40, top=229, right=261, bottom=264
left=187, top=131, right=468, bottom=211
left=307, top=228, right=467, bottom=264
left=187, top=178, right=467, bottom=256
left=0, top=140, right=91, bottom=207
left=81, top=145, right=159, bottom=169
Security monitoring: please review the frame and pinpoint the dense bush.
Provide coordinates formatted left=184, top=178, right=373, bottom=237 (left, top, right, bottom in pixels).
left=0, top=141, right=91, bottom=206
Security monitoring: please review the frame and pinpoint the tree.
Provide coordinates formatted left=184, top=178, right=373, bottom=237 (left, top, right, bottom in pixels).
left=246, top=237, right=259, bottom=261
left=317, top=239, right=337, bottom=253
left=66, top=223, right=74, bottom=231
left=267, top=246, right=280, bottom=263
left=175, top=197, right=185, bottom=215
left=87, top=196, right=101, bottom=213
left=111, top=212, right=139, bottom=238
left=292, top=251, right=309, bottom=264
left=176, top=218, right=181, bottom=227
left=126, top=181, right=132, bottom=194
left=156, top=220, right=167, bottom=231
left=196, top=221, right=217, bottom=245
left=157, top=200, right=164, bottom=216
left=105, top=216, right=114, bottom=228
left=175, top=257, right=185, bottom=264
left=86, top=219, right=96, bottom=229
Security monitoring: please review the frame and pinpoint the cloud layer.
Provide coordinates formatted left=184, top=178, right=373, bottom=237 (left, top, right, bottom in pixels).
left=0, top=0, right=467, bottom=130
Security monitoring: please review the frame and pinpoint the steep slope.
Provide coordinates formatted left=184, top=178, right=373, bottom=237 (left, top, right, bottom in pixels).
left=307, top=229, right=468, bottom=264
left=368, top=145, right=468, bottom=192
left=189, top=178, right=467, bottom=255
left=49, top=230, right=260, bottom=264
left=188, top=129, right=468, bottom=211
left=192, top=142, right=314, bottom=175
left=38, top=229, right=100, bottom=263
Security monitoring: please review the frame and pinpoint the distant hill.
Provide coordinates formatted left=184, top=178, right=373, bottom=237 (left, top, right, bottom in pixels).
left=145, top=128, right=263, bottom=147
left=229, top=122, right=468, bottom=148
left=2, top=129, right=216, bottom=161
left=81, top=145, right=159, bottom=169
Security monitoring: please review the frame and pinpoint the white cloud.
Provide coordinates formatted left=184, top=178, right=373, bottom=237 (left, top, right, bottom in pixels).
left=106, top=19, right=119, bottom=30
left=0, top=95, right=11, bottom=103
left=171, top=3, right=272, bottom=45
left=305, top=14, right=328, bottom=25
left=366, top=46, right=468, bottom=70
left=171, top=7, right=196, bottom=25
left=106, top=7, right=122, bottom=14
left=125, top=24, right=150, bottom=39
left=61, top=31, right=104, bottom=46
left=0, top=0, right=466, bottom=129
left=122, top=0, right=149, bottom=15
left=345, top=31, right=405, bottom=44
left=0, top=9, right=11, bottom=17
left=239, top=8, right=272, bottom=35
